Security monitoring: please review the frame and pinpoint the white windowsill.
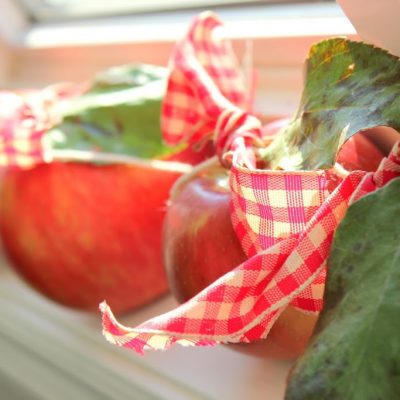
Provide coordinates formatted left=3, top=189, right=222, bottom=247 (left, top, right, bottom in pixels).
left=0, top=253, right=292, bottom=400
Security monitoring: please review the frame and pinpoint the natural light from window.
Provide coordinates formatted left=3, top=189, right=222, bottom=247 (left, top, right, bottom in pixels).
left=17, top=0, right=333, bottom=21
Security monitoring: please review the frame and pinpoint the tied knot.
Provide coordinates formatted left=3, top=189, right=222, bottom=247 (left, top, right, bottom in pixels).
left=214, top=108, right=263, bottom=168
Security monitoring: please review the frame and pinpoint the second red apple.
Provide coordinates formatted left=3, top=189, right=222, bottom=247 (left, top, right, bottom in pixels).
left=163, top=130, right=386, bottom=358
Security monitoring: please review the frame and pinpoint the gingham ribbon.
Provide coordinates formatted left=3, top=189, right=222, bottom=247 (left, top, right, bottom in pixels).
left=0, top=84, right=80, bottom=168
left=100, top=12, right=400, bottom=354
left=162, top=11, right=262, bottom=168
left=101, top=145, right=400, bottom=353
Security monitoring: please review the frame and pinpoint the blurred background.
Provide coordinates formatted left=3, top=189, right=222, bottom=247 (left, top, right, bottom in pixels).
left=0, top=0, right=355, bottom=115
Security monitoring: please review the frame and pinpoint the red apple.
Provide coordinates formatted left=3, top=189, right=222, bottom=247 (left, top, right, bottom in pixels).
left=0, top=72, right=216, bottom=314
left=363, top=125, right=400, bottom=154
left=163, top=158, right=248, bottom=304
left=163, top=130, right=387, bottom=358
left=0, top=151, right=201, bottom=314
left=336, top=131, right=387, bottom=172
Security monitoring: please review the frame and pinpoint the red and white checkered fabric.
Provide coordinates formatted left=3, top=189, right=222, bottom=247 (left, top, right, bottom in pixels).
left=229, top=166, right=332, bottom=313
left=100, top=11, right=400, bottom=355
left=162, top=11, right=261, bottom=168
left=101, top=146, right=400, bottom=353
left=0, top=84, right=80, bottom=168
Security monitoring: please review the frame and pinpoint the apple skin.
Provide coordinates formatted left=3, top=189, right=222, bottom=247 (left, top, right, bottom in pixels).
left=336, top=131, right=387, bottom=172
left=163, top=131, right=386, bottom=358
left=0, top=78, right=216, bottom=314
left=163, top=159, right=248, bottom=303
left=363, top=126, right=399, bottom=154
left=0, top=160, right=186, bottom=314
left=163, top=159, right=323, bottom=359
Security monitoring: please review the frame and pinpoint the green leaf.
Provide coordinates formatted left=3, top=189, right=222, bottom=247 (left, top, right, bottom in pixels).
left=263, top=38, right=400, bottom=170
left=285, top=178, right=400, bottom=400
left=87, top=63, right=167, bottom=94
left=44, top=64, right=182, bottom=160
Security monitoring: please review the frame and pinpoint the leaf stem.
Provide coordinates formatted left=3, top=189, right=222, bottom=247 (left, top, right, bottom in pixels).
left=46, top=149, right=193, bottom=174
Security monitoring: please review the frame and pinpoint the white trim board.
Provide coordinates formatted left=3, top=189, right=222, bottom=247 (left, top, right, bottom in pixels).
left=23, top=2, right=354, bottom=48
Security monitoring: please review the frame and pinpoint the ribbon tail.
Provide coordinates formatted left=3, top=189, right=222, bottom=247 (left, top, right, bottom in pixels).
left=98, top=168, right=352, bottom=355
left=99, top=233, right=313, bottom=353
left=100, top=302, right=218, bottom=355
left=100, top=237, right=298, bottom=354
left=100, top=144, right=400, bottom=355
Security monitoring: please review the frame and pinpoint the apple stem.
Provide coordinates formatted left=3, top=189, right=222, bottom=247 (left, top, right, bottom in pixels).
left=169, top=156, right=220, bottom=200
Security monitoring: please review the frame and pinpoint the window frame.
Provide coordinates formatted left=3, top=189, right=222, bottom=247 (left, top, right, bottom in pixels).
left=16, top=0, right=328, bottom=22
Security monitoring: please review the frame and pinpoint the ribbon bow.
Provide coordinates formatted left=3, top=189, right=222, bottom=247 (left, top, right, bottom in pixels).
left=100, top=12, right=400, bottom=354
left=0, top=84, right=84, bottom=168
left=162, top=11, right=262, bottom=168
